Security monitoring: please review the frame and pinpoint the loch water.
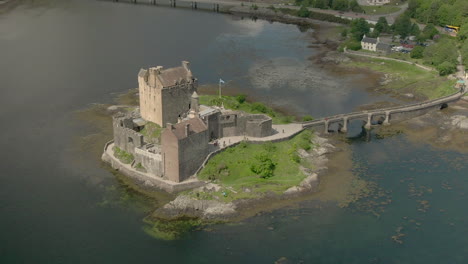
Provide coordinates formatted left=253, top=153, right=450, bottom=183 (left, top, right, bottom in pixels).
left=1, top=0, right=467, bottom=263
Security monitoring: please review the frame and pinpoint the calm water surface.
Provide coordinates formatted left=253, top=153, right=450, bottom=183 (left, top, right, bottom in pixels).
left=1, top=0, right=467, bottom=263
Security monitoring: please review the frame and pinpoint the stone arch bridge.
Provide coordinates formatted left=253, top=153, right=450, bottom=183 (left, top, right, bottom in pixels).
left=302, top=86, right=466, bottom=134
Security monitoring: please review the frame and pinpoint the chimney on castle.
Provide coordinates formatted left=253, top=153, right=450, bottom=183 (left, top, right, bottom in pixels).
left=185, top=124, right=190, bottom=137
left=182, top=61, right=193, bottom=79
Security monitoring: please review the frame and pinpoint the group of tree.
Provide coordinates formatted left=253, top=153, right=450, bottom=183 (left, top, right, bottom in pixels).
left=407, top=0, right=468, bottom=28
left=295, top=0, right=363, bottom=13
left=422, top=38, right=459, bottom=75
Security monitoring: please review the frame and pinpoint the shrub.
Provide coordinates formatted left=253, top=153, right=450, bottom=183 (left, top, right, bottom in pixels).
left=436, top=61, right=457, bottom=76
left=410, top=46, right=425, bottom=59
left=251, top=102, right=269, bottom=113
left=113, top=147, right=134, bottom=164
left=302, top=115, right=314, bottom=121
left=236, top=94, right=247, bottom=104
left=297, top=5, right=310, bottom=18
left=250, top=152, right=277, bottom=179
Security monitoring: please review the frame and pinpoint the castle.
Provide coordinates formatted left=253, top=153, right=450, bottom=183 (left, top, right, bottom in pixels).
left=105, top=61, right=273, bottom=187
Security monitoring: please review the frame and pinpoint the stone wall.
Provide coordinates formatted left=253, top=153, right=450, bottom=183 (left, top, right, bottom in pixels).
left=161, top=83, right=197, bottom=126
left=134, top=147, right=163, bottom=176
left=113, top=116, right=144, bottom=154
left=178, top=129, right=210, bottom=182
left=245, top=114, right=273, bottom=137
left=216, top=112, right=272, bottom=138
left=204, top=111, right=221, bottom=140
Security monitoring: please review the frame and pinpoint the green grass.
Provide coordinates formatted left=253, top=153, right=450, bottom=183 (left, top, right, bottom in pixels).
left=113, top=146, right=134, bottom=164
left=194, top=130, right=315, bottom=202
left=361, top=5, right=400, bottom=15
left=343, top=58, right=456, bottom=99
left=199, top=95, right=296, bottom=124
left=140, top=122, right=162, bottom=143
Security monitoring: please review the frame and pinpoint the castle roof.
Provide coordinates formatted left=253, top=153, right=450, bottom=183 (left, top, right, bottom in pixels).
left=167, top=117, right=207, bottom=140
left=157, top=66, right=192, bottom=87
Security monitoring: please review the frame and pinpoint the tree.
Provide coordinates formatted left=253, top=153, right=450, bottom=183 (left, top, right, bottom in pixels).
left=461, top=41, right=468, bottom=67
left=393, top=14, right=413, bottom=39
left=297, top=5, right=311, bottom=17
left=458, top=23, right=468, bottom=42
left=250, top=152, right=277, bottom=179
left=374, top=17, right=390, bottom=34
left=410, top=23, right=421, bottom=37
left=314, top=0, right=327, bottom=9
left=349, top=0, right=363, bottom=13
left=436, top=61, right=457, bottom=76
left=423, top=38, right=459, bottom=75
left=350, top=18, right=370, bottom=41
left=235, top=94, right=247, bottom=104
left=422, top=23, right=439, bottom=40
left=332, top=0, right=348, bottom=11
left=410, top=46, right=425, bottom=59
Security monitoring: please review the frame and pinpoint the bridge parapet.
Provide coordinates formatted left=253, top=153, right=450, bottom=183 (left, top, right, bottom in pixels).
left=302, top=85, right=466, bottom=131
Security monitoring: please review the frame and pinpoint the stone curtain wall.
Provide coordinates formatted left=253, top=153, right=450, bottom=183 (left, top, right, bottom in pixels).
left=134, top=148, right=163, bottom=176
left=245, top=114, right=273, bottom=138
left=113, top=117, right=144, bottom=154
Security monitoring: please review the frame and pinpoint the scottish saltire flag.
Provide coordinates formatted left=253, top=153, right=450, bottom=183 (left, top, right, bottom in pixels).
left=219, top=78, right=225, bottom=84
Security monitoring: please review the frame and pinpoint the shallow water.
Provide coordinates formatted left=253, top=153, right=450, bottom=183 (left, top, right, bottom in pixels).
left=1, top=0, right=467, bottom=263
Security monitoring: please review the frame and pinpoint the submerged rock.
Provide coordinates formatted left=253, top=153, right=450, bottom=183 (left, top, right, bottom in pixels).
left=450, top=115, right=468, bottom=129
left=158, top=195, right=237, bottom=220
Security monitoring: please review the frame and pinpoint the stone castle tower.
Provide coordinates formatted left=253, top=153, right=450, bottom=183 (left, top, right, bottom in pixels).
left=138, top=61, right=198, bottom=127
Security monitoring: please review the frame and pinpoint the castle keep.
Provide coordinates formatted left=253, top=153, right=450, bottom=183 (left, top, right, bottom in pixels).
left=138, top=61, right=197, bottom=127
left=104, top=61, right=274, bottom=187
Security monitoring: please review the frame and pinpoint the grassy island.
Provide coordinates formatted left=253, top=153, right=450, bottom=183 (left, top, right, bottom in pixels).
left=187, top=130, right=315, bottom=202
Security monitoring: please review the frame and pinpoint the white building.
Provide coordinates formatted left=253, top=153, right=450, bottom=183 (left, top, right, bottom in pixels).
left=361, top=35, right=379, bottom=51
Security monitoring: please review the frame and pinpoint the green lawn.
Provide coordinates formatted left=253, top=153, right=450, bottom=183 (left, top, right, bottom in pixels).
left=113, top=146, right=134, bottom=164
left=343, top=58, right=456, bottom=99
left=140, top=122, right=162, bottom=143
left=199, top=94, right=297, bottom=124
left=193, top=130, right=315, bottom=202
left=361, top=5, right=400, bottom=15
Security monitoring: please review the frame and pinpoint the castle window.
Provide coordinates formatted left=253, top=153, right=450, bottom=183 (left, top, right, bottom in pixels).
left=120, top=121, right=123, bottom=127
left=128, top=137, right=133, bottom=144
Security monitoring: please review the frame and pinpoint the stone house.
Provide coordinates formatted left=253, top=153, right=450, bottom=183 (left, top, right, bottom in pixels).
left=376, top=42, right=392, bottom=54
left=361, top=35, right=379, bottom=51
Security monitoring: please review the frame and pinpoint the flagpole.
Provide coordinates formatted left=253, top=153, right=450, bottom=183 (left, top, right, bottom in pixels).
left=218, top=79, right=221, bottom=99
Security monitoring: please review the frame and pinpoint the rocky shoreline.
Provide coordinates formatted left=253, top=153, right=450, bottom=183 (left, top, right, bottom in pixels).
left=151, top=133, right=338, bottom=221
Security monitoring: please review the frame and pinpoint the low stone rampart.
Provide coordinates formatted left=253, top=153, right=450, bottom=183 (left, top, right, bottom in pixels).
left=102, top=142, right=205, bottom=193
left=134, top=147, right=163, bottom=176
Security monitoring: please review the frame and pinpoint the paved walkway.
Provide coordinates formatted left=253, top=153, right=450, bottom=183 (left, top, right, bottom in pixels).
left=209, top=123, right=304, bottom=151
left=344, top=49, right=435, bottom=72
